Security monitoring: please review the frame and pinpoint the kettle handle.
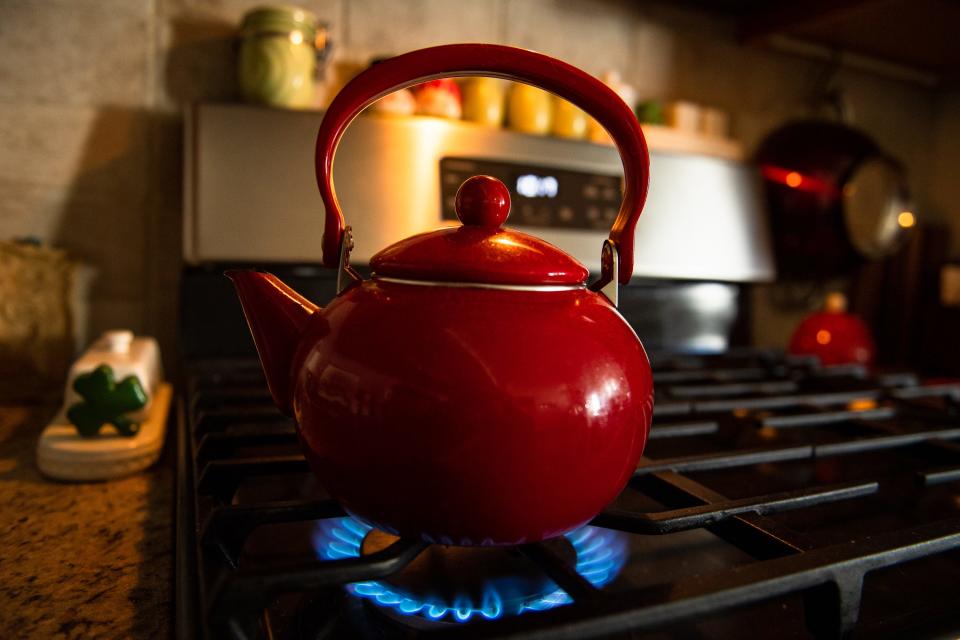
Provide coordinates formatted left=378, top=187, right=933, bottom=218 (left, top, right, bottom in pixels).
left=315, top=43, right=650, bottom=287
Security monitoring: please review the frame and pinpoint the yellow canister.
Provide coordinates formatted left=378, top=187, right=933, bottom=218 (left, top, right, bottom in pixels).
left=461, top=78, right=506, bottom=127
left=506, top=83, right=552, bottom=135
left=552, top=98, right=588, bottom=140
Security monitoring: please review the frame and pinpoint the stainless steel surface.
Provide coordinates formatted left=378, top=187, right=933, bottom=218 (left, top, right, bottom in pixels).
left=597, top=239, right=619, bottom=306
left=185, top=103, right=774, bottom=282
left=336, top=226, right=361, bottom=294
left=843, top=157, right=912, bottom=259
left=619, top=282, right=739, bottom=353
left=374, top=277, right=585, bottom=292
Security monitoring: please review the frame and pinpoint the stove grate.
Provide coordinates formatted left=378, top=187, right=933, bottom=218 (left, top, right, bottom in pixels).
left=176, top=350, right=960, bottom=639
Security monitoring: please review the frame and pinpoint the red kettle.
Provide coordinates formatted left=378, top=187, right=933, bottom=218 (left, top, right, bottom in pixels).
left=227, top=44, right=654, bottom=546
left=789, top=293, right=876, bottom=368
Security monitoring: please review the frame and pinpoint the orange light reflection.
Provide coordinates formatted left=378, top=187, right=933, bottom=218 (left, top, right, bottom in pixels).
left=847, top=398, right=878, bottom=411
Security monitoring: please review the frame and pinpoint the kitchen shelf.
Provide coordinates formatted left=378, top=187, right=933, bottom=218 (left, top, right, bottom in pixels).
left=640, top=124, right=744, bottom=162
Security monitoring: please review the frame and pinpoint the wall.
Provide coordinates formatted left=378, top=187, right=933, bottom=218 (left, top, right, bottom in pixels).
left=928, top=89, right=960, bottom=256
left=0, top=0, right=955, bottom=359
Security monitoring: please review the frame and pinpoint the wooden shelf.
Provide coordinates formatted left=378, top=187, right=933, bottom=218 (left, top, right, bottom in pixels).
left=640, top=124, right=745, bottom=162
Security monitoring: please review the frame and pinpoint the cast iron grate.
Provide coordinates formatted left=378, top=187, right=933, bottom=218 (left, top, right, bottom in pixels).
left=176, top=350, right=960, bottom=639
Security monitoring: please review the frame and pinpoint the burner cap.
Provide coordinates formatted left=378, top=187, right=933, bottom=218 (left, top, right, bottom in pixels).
left=360, top=528, right=574, bottom=625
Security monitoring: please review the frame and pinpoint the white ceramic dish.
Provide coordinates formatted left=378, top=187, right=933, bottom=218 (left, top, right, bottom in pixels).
left=37, top=383, right=172, bottom=481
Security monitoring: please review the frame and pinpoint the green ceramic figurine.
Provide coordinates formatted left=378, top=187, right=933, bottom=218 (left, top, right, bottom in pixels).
left=67, top=365, right=148, bottom=437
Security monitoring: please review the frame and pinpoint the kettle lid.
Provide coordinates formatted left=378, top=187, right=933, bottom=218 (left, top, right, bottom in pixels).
left=370, top=176, right=589, bottom=286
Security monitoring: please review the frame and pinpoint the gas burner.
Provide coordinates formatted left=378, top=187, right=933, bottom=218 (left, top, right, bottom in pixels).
left=311, top=517, right=627, bottom=624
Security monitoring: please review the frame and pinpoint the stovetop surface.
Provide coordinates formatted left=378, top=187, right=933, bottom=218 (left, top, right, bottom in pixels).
left=176, top=350, right=960, bottom=639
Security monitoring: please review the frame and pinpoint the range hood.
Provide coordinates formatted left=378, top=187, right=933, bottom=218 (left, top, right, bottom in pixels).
left=184, top=103, right=774, bottom=283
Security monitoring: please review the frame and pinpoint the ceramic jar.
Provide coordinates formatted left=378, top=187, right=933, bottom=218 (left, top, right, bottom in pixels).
left=238, top=6, right=324, bottom=108
left=413, top=79, right=462, bottom=118
left=461, top=77, right=506, bottom=127
left=507, top=83, right=553, bottom=135
left=552, top=98, right=588, bottom=139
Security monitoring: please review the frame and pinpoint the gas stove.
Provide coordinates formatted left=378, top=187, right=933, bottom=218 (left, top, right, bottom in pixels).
left=175, top=347, right=960, bottom=639
left=178, top=93, right=958, bottom=638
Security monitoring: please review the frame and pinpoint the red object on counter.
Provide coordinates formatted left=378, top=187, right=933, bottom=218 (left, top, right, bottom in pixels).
left=415, top=78, right=462, bottom=98
left=788, top=293, right=876, bottom=368
left=412, top=78, right=463, bottom=118
left=228, top=44, right=653, bottom=545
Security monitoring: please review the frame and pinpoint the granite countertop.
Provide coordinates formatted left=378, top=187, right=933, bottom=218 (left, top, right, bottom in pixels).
left=0, top=405, right=173, bottom=638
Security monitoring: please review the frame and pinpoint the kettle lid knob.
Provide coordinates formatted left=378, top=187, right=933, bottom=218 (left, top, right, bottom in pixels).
left=455, top=176, right=510, bottom=228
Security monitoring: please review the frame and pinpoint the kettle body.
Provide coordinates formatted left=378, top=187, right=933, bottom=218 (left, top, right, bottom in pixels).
left=290, top=280, right=651, bottom=544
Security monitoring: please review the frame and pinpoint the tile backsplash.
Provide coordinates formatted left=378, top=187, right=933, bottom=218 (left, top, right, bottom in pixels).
left=0, top=0, right=956, bottom=361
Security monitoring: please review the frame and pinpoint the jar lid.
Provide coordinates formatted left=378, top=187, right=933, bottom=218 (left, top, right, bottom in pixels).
left=370, top=176, right=589, bottom=286
left=240, top=5, right=318, bottom=41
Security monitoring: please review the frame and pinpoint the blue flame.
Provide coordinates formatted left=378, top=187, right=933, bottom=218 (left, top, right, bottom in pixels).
left=311, top=518, right=627, bottom=624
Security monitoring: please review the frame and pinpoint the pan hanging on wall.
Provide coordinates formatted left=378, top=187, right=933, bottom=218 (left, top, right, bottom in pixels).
left=756, top=120, right=915, bottom=279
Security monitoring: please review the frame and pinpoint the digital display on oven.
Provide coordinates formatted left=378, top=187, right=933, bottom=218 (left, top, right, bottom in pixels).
left=440, top=157, right=621, bottom=230
left=516, top=174, right=559, bottom=198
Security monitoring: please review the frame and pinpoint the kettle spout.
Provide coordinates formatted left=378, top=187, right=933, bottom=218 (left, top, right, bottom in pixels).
left=226, top=270, right=319, bottom=415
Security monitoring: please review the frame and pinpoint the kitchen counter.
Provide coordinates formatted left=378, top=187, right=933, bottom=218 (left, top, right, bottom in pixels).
left=0, top=405, right=172, bottom=638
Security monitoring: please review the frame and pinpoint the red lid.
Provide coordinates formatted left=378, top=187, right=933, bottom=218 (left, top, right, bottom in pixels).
left=370, top=176, right=589, bottom=286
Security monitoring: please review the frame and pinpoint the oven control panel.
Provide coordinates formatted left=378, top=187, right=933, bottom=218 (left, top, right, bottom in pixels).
left=440, top=157, right=622, bottom=230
